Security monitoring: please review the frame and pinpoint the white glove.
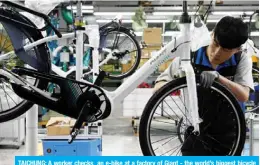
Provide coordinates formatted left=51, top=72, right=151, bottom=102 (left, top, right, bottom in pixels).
left=153, top=81, right=167, bottom=93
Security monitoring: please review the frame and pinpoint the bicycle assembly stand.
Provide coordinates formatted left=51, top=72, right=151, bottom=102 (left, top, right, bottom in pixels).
left=13, top=1, right=108, bottom=150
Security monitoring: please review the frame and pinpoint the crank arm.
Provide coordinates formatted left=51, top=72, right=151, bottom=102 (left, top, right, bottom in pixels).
left=68, top=101, right=93, bottom=144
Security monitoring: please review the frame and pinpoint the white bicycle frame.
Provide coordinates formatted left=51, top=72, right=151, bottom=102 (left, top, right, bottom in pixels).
left=0, top=16, right=201, bottom=134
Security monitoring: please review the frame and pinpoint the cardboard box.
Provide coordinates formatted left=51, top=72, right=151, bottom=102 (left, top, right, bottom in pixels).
left=142, top=46, right=161, bottom=58
left=143, top=28, right=162, bottom=46
left=101, top=64, right=114, bottom=72
left=138, top=59, right=149, bottom=68
left=122, top=63, right=132, bottom=73
left=158, top=59, right=173, bottom=72
left=46, top=117, right=76, bottom=136
left=142, top=49, right=150, bottom=58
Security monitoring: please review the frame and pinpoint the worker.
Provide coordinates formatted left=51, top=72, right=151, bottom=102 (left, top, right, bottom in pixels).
left=154, top=16, right=255, bottom=156
left=154, top=15, right=254, bottom=105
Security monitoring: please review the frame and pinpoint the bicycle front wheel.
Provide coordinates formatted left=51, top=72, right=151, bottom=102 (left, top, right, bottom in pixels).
left=139, top=76, right=246, bottom=156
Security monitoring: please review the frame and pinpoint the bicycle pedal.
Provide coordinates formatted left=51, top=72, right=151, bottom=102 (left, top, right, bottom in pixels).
left=68, top=128, right=80, bottom=144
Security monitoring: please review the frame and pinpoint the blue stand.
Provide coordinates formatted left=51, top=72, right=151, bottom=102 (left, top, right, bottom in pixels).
left=42, top=138, right=102, bottom=156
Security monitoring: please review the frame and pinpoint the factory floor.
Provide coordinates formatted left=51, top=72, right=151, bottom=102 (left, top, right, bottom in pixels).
left=0, top=103, right=258, bottom=165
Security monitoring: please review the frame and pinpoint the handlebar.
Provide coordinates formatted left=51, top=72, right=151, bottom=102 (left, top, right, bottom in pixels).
left=1, top=1, right=62, bottom=38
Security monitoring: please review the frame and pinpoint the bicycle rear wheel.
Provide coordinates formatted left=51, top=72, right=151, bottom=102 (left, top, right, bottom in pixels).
left=99, top=27, right=141, bottom=80
left=0, top=9, right=49, bottom=122
left=139, top=76, right=246, bottom=156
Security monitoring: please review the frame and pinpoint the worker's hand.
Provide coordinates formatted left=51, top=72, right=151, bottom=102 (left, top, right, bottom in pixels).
left=200, top=71, right=220, bottom=88
left=153, top=81, right=167, bottom=93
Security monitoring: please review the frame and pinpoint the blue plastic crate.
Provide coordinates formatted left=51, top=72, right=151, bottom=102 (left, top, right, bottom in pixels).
left=42, top=138, right=102, bottom=156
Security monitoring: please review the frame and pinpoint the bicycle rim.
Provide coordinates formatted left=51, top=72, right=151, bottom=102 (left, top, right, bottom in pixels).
left=0, top=23, right=44, bottom=121
left=247, top=66, right=259, bottom=113
left=99, top=28, right=141, bottom=79
left=140, top=77, right=245, bottom=156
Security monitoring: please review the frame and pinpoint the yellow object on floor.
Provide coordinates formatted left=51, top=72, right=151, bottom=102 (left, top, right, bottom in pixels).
left=38, top=142, right=43, bottom=156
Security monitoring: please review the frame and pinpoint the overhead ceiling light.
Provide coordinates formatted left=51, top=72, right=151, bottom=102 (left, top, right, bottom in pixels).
left=212, top=11, right=254, bottom=15
left=96, top=20, right=111, bottom=23
left=97, top=19, right=256, bottom=24
left=72, top=10, right=93, bottom=13
left=96, top=19, right=177, bottom=23
left=206, top=19, right=256, bottom=23
left=67, top=6, right=94, bottom=10
left=147, top=20, right=173, bottom=23
left=94, top=12, right=135, bottom=16
left=250, top=32, right=259, bottom=36
left=132, top=31, right=258, bottom=37
left=163, top=31, right=259, bottom=37
left=169, top=6, right=191, bottom=10
left=163, top=31, right=181, bottom=36
left=153, top=12, right=196, bottom=16
left=96, top=19, right=133, bottom=23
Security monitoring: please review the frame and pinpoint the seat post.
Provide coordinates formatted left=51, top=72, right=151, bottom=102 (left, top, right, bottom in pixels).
left=183, top=0, right=188, bottom=13
left=75, top=1, right=84, bottom=27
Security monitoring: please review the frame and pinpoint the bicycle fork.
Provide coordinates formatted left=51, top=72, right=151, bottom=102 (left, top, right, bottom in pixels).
left=181, top=63, right=201, bottom=135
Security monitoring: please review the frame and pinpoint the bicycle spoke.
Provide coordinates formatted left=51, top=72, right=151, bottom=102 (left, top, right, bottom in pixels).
left=156, top=105, right=187, bottom=131
left=117, top=36, right=128, bottom=47
left=169, top=95, right=192, bottom=125
left=0, top=84, right=17, bottom=105
left=159, top=142, right=182, bottom=156
left=4, top=81, right=15, bottom=93
left=0, top=96, right=3, bottom=112
left=3, top=87, right=10, bottom=109
left=151, top=135, right=178, bottom=144
left=153, top=119, right=176, bottom=125
left=196, top=136, right=224, bottom=155
left=158, top=103, right=178, bottom=122
left=1, top=35, right=8, bottom=51
left=205, top=134, right=232, bottom=150
left=163, top=100, right=183, bottom=121
left=170, top=144, right=182, bottom=156
left=150, top=127, right=174, bottom=134
left=3, top=43, right=12, bottom=51
left=202, top=99, right=221, bottom=125
left=150, top=133, right=179, bottom=136
left=199, top=90, right=209, bottom=119
left=0, top=27, right=3, bottom=48
left=112, top=32, right=121, bottom=49
left=128, top=49, right=138, bottom=54
left=154, top=136, right=178, bottom=152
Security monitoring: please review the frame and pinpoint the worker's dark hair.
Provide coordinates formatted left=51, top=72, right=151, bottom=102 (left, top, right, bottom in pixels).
left=213, top=16, right=248, bottom=49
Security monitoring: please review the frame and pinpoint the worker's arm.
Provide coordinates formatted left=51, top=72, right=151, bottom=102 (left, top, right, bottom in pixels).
left=153, top=57, right=180, bottom=92
left=218, top=75, right=250, bottom=102
left=200, top=53, right=254, bottom=102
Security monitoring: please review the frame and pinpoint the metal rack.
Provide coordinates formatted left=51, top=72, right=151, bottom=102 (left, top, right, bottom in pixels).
left=0, top=115, right=26, bottom=149
left=245, top=112, right=259, bottom=156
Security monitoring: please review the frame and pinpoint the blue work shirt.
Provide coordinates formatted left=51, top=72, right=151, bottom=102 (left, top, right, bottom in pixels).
left=194, top=47, right=245, bottom=111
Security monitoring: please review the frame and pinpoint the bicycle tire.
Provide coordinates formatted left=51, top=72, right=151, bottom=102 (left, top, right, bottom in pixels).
left=246, top=65, right=259, bottom=113
left=139, top=76, right=246, bottom=156
left=0, top=9, right=49, bottom=122
left=99, top=27, right=141, bottom=80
